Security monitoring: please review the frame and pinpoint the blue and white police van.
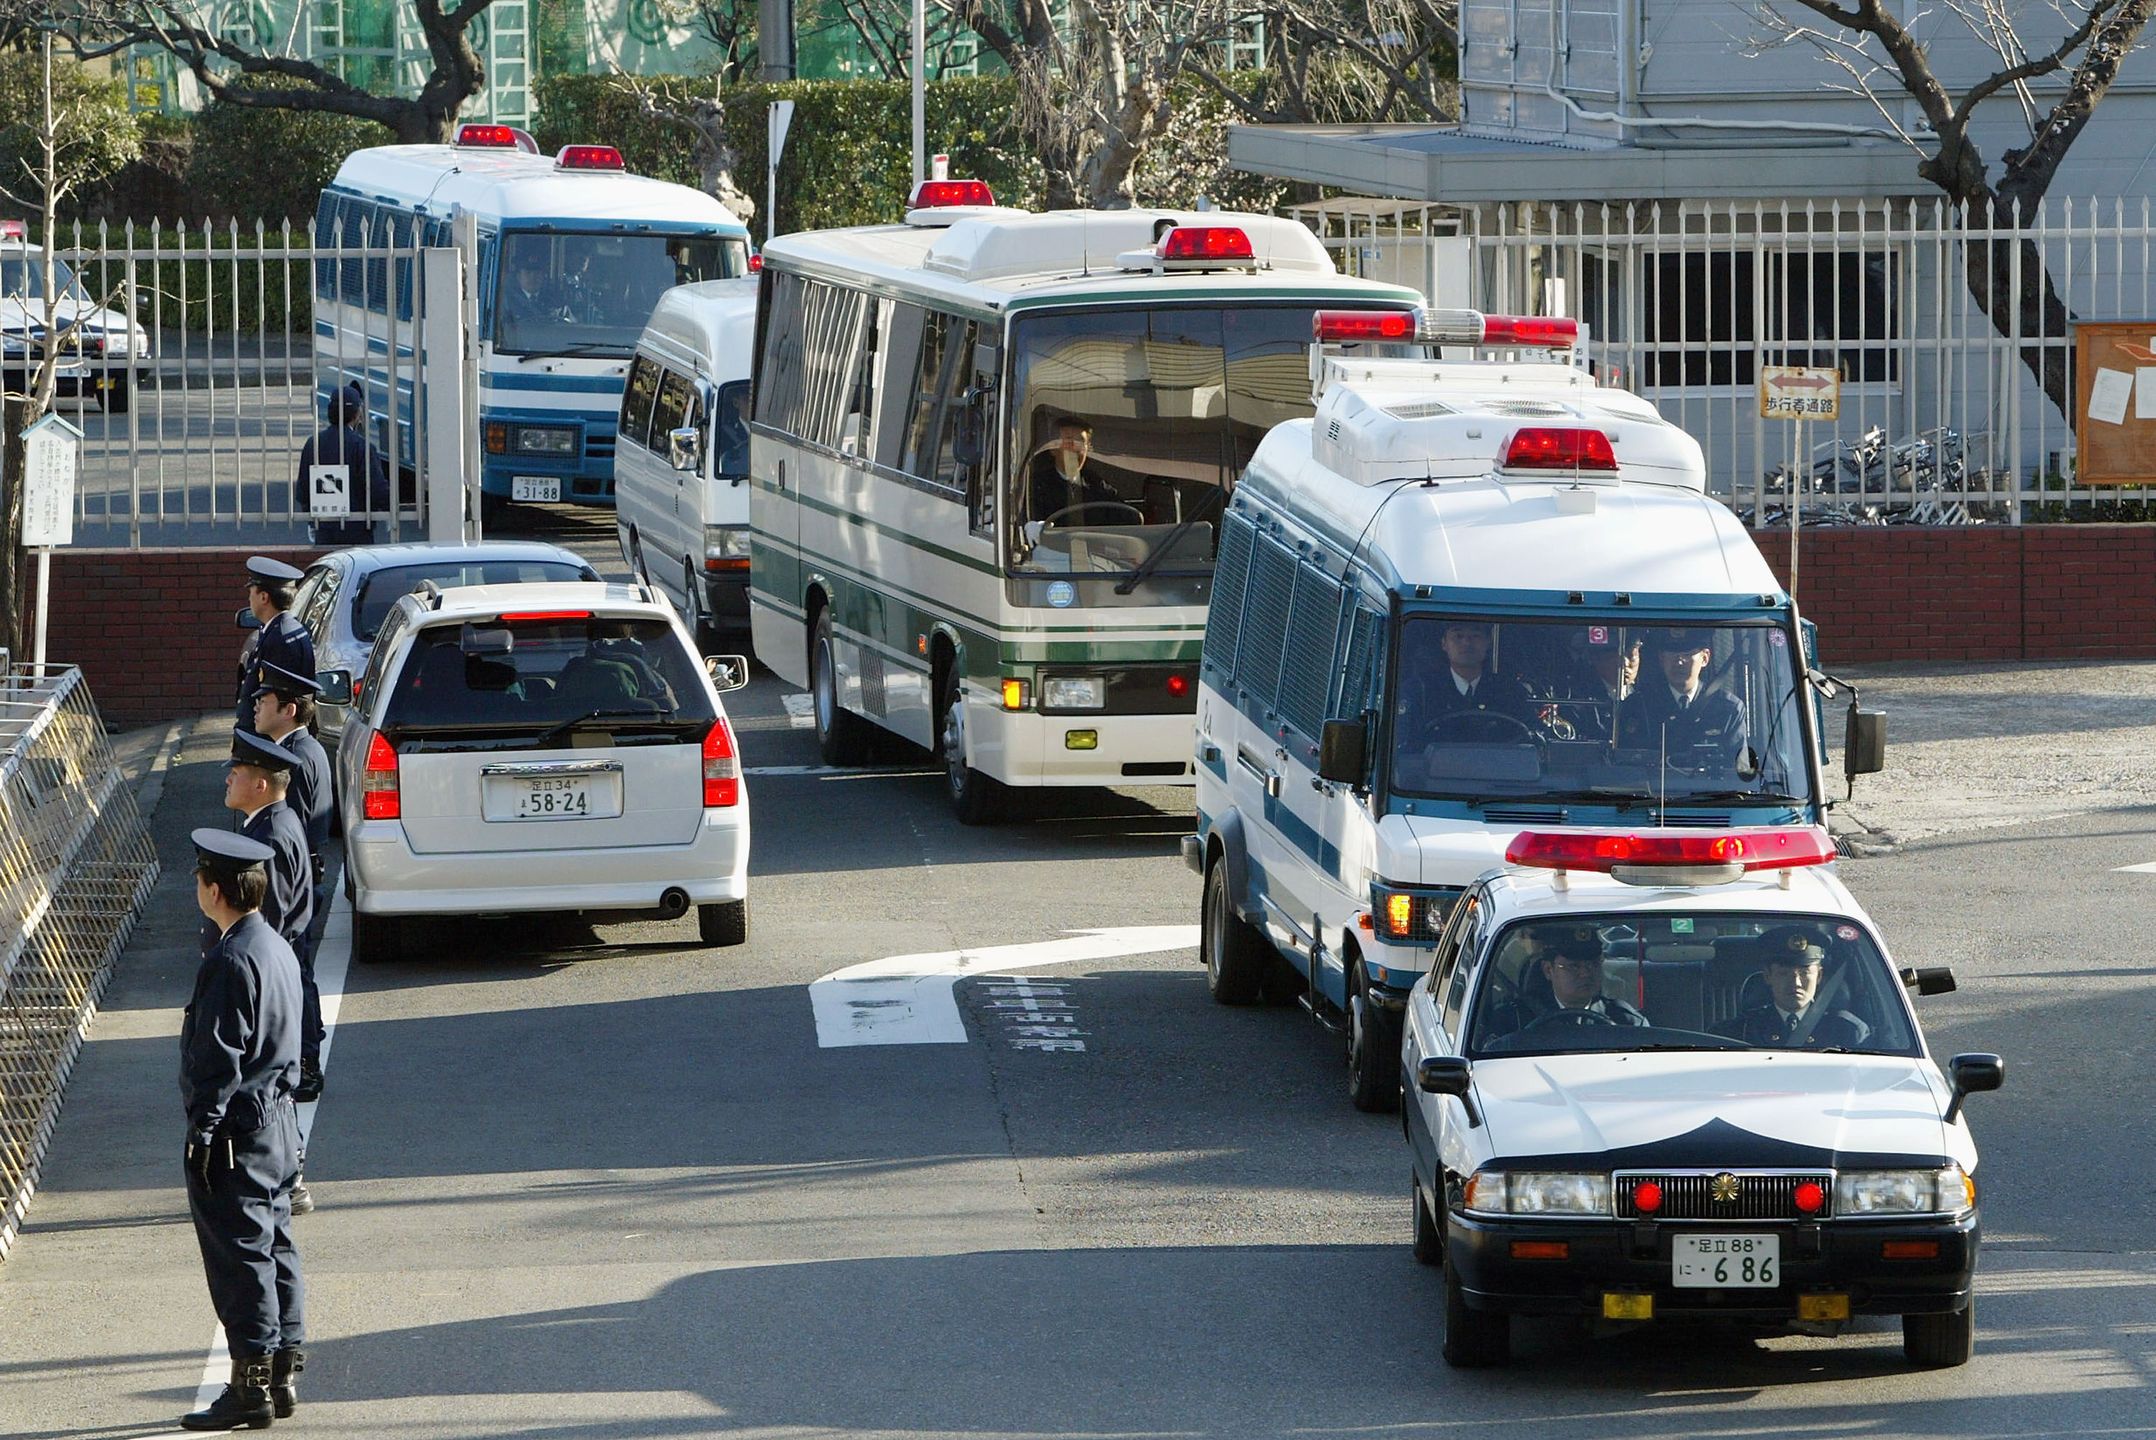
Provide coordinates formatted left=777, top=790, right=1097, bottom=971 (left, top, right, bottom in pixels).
left=1185, top=307, right=1884, bottom=1110
left=1401, top=826, right=1999, bottom=1368
left=315, top=125, right=754, bottom=516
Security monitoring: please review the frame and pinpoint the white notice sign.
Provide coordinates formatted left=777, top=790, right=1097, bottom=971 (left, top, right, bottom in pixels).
left=2138, top=367, right=2156, bottom=421
left=309, top=463, right=352, bottom=518
left=1759, top=365, right=1840, bottom=421
left=2089, top=367, right=2133, bottom=426
left=20, top=413, right=81, bottom=548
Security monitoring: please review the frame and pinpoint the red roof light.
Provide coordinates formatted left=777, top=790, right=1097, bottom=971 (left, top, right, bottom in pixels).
left=1313, top=310, right=1416, bottom=342
left=1504, top=427, right=1619, bottom=472
left=1481, top=314, right=1579, bottom=347
left=1504, top=827, right=1837, bottom=874
left=556, top=144, right=626, bottom=171
left=1157, top=226, right=1253, bottom=262
left=456, top=123, right=521, bottom=148
left=909, top=179, right=995, bottom=208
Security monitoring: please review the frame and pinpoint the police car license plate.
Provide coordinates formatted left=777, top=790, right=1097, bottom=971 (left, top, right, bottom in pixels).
left=514, top=776, right=592, bottom=819
left=1672, top=1234, right=1779, bottom=1288
left=512, top=476, right=560, bottom=502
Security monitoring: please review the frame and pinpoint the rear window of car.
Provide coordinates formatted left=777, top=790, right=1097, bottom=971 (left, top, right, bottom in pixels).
left=354, top=560, right=599, bottom=640
left=382, top=614, right=715, bottom=738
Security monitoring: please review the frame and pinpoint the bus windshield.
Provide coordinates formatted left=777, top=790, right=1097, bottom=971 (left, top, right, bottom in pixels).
left=1004, top=304, right=1335, bottom=610
left=495, top=230, right=748, bottom=357
left=1388, top=615, right=1814, bottom=811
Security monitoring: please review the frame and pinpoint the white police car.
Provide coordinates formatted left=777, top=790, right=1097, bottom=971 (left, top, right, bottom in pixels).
left=1, top=222, right=153, bottom=411
left=1403, top=827, right=2002, bottom=1368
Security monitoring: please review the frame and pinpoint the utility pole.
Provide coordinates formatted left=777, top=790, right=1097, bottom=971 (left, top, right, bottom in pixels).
left=758, top=0, right=795, bottom=81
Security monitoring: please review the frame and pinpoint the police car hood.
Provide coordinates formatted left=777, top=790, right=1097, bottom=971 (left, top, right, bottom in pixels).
left=1474, top=1050, right=1970, bottom=1169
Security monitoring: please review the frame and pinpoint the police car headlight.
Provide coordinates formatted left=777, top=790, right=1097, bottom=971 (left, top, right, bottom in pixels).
left=1464, top=1170, right=1611, bottom=1217
left=511, top=424, right=579, bottom=455
left=1834, top=1165, right=1969, bottom=1216
left=1041, top=676, right=1105, bottom=710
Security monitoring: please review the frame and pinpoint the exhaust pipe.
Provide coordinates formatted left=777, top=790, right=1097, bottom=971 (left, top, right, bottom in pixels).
left=657, top=887, right=692, bottom=920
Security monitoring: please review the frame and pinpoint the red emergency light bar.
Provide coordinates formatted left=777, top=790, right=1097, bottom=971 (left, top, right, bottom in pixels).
left=1313, top=306, right=1579, bottom=349
left=0, top=219, right=25, bottom=241
left=457, top=123, right=522, bottom=148
left=909, top=179, right=996, bottom=208
left=1504, top=426, right=1618, bottom=472
left=1157, top=226, right=1253, bottom=262
left=556, top=144, right=626, bottom=171
left=1505, top=827, right=1837, bottom=873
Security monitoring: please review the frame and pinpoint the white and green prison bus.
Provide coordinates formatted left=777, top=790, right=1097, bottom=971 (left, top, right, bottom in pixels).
left=747, top=187, right=1420, bottom=822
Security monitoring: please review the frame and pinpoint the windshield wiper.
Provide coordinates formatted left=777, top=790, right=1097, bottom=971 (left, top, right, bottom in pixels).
left=1112, top=490, right=1225, bottom=596
left=1667, top=789, right=1807, bottom=806
left=548, top=341, right=631, bottom=358
left=529, top=706, right=664, bottom=748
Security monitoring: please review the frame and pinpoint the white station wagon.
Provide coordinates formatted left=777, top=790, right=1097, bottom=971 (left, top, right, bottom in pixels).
left=330, top=580, right=750, bottom=961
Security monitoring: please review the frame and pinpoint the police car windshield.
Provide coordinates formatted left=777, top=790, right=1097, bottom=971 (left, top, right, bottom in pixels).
left=1465, top=914, right=1919, bottom=1059
left=1004, top=304, right=1357, bottom=610
left=353, top=561, right=597, bottom=640
left=0, top=256, right=89, bottom=302
left=1389, top=615, right=1813, bottom=811
left=494, top=231, right=746, bottom=357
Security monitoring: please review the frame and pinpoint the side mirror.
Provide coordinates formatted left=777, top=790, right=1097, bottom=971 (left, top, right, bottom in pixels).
left=1845, top=705, right=1886, bottom=777
left=1944, top=1052, right=2004, bottom=1123
left=667, top=426, right=701, bottom=473
left=1416, top=1055, right=1472, bottom=1097
left=1899, top=966, right=1957, bottom=996
left=704, top=654, right=749, bottom=693
left=1317, top=717, right=1368, bottom=786
left=317, top=669, right=354, bottom=706
left=235, top=607, right=261, bottom=631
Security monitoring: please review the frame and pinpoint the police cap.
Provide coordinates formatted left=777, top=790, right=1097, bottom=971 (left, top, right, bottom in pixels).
left=1759, top=925, right=1825, bottom=967
left=244, top=555, right=304, bottom=587
left=192, top=827, right=273, bottom=880
left=230, top=728, right=301, bottom=775
left=1650, top=626, right=1715, bottom=654
left=1542, top=923, right=1604, bottom=963
left=250, top=660, right=322, bottom=701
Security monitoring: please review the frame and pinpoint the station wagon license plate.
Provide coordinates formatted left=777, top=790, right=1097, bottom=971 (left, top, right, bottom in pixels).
left=1672, top=1234, right=1779, bottom=1288
left=512, top=476, right=560, bottom=502
left=513, top=776, right=592, bottom=819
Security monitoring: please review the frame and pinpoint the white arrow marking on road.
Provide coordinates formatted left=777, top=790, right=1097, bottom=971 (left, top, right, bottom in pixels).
left=2114, top=862, right=2156, bottom=873
left=810, top=926, right=1198, bottom=1047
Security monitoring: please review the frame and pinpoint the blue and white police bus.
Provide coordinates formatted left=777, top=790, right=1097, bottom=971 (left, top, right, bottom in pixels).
left=315, top=125, right=754, bottom=515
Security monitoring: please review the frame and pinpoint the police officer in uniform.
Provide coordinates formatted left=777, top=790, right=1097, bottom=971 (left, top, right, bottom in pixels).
left=1726, top=926, right=1872, bottom=1048
left=1488, top=923, right=1649, bottom=1040
left=203, top=731, right=314, bottom=959
left=181, top=830, right=307, bottom=1430
left=1617, top=627, right=1748, bottom=764
left=250, top=664, right=333, bottom=1105
left=1415, top=620, right=1536, bottom=741
left=236, top=557, right=316, bottom=729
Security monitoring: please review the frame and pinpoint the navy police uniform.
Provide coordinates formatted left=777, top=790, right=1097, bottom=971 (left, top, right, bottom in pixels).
left=295, top=382, right=392, bottom=547
left=181, top=830, right=305, bottom=1429
left=1486, top=924, right=1650, bottom=1040
left=201, top=732, right=314, bottom=962
left=1618, top=629, right=1748, bottom=763
left=237, top=556, right=316, bottom=728
left=1725, top=926, right=1873, bottom=1049
left=251, top=664, right=334, bottom=1083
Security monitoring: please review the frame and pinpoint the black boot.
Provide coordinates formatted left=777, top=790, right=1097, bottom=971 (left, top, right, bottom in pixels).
left=180, top=1353, right=274, bottom=1430
left=270, top=1347, right=304, bottom=1419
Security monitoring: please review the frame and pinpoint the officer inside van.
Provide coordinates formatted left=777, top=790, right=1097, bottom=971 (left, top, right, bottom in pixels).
left=1412, top=621, right=1536, bottom=741
left=1618, top=627, right=1748, bottom=764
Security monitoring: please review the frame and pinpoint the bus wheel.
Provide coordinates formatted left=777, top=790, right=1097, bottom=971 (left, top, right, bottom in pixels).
left=811, top=607, right=873, bottom=767
left=480, top=490, right=507, bottom=532
left=1201, top=856, right=1265, bottom=1005
left=682, top=558, right=711, bottom=652
left=1347, top=966, right=1401, bottom=1113
left=940, top=684, right=1002, bottom=826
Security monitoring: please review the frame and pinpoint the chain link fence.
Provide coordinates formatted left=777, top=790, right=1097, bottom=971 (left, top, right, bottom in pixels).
left=0, top=664, right=160, bottom=1261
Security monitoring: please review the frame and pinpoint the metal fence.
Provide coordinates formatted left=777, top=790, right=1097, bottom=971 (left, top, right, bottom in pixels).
left=1300, top=196, right=2156, bottom=524
left=15, top=219, right=432, bottom=547
left=0, top=664, right=160, bottom=1261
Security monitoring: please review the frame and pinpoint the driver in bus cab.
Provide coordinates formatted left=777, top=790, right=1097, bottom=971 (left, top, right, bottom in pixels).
left=502, top=252, right=568, bottom=328
left=1027, top=416, right=1124, bottom=526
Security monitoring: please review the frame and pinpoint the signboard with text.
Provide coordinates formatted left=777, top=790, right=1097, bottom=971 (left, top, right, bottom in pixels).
left=20, top=413, right=82, bottom=548
left=1759, top=365, right=1840, bottom=421
left=2073, top=321, right=2156, bottom=485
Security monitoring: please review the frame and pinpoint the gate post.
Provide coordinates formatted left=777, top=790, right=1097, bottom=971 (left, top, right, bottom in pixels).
left=421, top=232, right=476, bottom=543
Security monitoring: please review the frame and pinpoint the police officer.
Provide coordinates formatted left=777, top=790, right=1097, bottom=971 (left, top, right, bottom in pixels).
left=250, top=664, right=333, bottom=1106
left=1416, top=620, right=1536, bottom=739
left=293, top=382, right=392, bottom=547
left=203, top=731, right=314, bottom=959
left=1617, top=627, right=1748, bottom=764
left=181, top=829, right=306, bottom=1431
left=1489, top=923, right=1649, bottom=1039
left=237, top=557, right=316, bottom=729
left=1727, top=926, right=1872, bottom=1049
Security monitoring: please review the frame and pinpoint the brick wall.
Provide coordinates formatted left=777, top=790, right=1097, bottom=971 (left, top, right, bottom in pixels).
left=22, top=548, right=322, bottom=729
left=1747, top=525, right=2156, bottom=664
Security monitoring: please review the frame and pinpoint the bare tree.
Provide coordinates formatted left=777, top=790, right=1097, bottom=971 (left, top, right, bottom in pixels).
left=1188, top=1, right=1459, bottom=127
left=823, top=0, right=993, bottom=82
left=66, top=0, right=502, bottom=144
left=1752, top=0, right=2155, bottom=419
left=607, top=70, right=758, bottom=223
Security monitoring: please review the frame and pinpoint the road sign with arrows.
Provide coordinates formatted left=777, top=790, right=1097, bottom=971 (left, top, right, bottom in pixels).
left=1760, top=364, right=1839, bottom=420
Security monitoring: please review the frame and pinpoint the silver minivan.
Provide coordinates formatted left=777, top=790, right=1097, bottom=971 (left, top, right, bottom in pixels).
left=614, top=278, right=758, bottom=649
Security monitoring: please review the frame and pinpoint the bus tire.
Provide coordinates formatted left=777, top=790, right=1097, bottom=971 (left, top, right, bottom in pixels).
left=940, top=684, right=1002, bottom=825
left=682, top=557, right=711, bottom=652
left=1347, top=964, right=1401, bottom=1113
left=1201, top=855, right=1265, bottom=1005
left=480, top=490, right=507, bottom=532
left=811, top=607, right=873, bottom=767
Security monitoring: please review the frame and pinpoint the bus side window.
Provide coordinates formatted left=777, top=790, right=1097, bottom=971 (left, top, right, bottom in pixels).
left=1336, top=601, right=1383, bottom=720
left=926, top=318, right=976, bottom=495
left=874, top=303, right=927, bottom=472
left=902, top=311, right=951, bottom=482
left=962, top=337, right=1000, bottom=534
left=621, top=356, right=662, bottom=452
left=756, top=271, right=808, bottom=436
left=837, top=297, right=880, bottom=459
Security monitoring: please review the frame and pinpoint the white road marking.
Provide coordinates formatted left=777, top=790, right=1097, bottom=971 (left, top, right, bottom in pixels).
left=980, top=977, right=1089, bottom=1050
left=781, top=693, right=815, bottom=729
left=153, top=868, right=351, bottom=1437
left=809, top=926, right=1197, bottom=1047
left=2114, top=861, right=2156, bottom=873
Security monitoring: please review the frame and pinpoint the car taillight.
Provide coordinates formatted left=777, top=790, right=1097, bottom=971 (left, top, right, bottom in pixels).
left=702, top=717, right=740, bottom=807
left=362, top=731, right=400, bottom=820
